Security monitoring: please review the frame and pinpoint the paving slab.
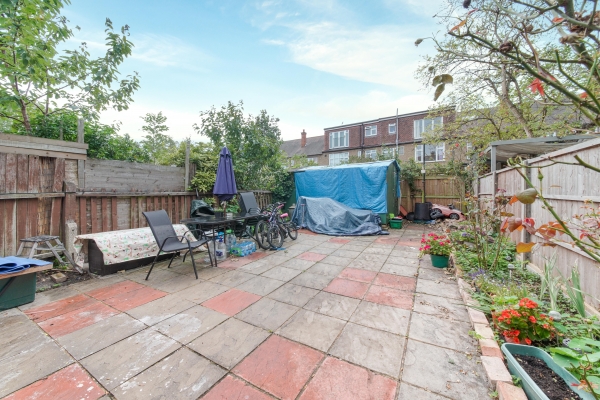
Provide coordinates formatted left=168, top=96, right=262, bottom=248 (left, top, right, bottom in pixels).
left=145, top=273, right=203, bottom=293
left=38, top=301, right=119, bottom=338
left=416, top=279, right=462, bottom=300
left=379, top=263, right=419, bottom=277
left=24, top=293, right=97, bottom=322
left=304, top=291, right=360, bottom=320
left=418, top=267, right=454, bottom=281
left=395, top=382, right=448, bottom=400
left=208, top=269, right=255, bottom=287
left=324, top=277, right=369, bottom=299
left=290, top=272, right=333, bottom=289
left=279, top=258, right=316, bottom=271
left=308, top=246, right=335, bottom=255
left=349, top=301, right=410, bottom=335
left=236, top=297, right=299, bottom=331
left=261, top=266, right=302, bottom=281
left=71, top=275, right=126, bottom=294
left=18, top=286, right=81, bottom=311
left=276, top=309, right=345, bottom=352
left=373, top=273, right=416, bottom=292
left=355, top=253, right=389, bottom=264
left=364, top=285, right=414, bottom=310
left=80, top=329, right=180, bottom=390
left=268, top=283, right=319, bottom=307
left=126, top=294, right=196, bottom=326
left=330, top=249, right=362, bottom=259
left=239, top=260, right=277, bottom=275
left=201, top=288, right=261, bottom=316
left=305, top=262, right=346, bottom=277
left=85, top=281, right=145, bottom=301
left=236, top=275, right=285, bottom=296
left=128, top=268, right=180, bottom=284
left=389, top=249, right=421, bottom=259
left=188, top=318, right=269, bottom=369
left=345, top=259, right=384, bottom=272
left=338, top=267, right=377, bottom=283
left=329, top=322, right=404, bottom=377
left=172, top=281, right=228, bottom=304
left=408, top=312, right=477, bottom=352
left=297, top=252, right=327, bottom=262
left=203, top=374, right=272, bottom=400
left=413, top=293, right=470, bottom=322
left=362, top=246, right=392, bottom=255
left=4, top=364, right=105, bottom=400
left=262, top=254, right=292, bottom=266
left=103, top=286, right=167, bottom=312
left=320, top=255, right=352, bottom=267
left=112, top=348, right=225, bottom=400
left=299, top=357, right=397, bottom=400
left=57, top=313, right=146, bottom=360
left=153, top=305, right=228, bottom=344
left=384, top=257, right=419, bottom=267
left=193, top=266, right=228, bottom=280
left=0, top=311, right=73, bottom=398
left=401, top=339, right=490, bottom=399
left=233, top=335, right=323, bottom=400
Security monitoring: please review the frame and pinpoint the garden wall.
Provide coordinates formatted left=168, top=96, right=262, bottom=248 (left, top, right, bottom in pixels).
left=476, top=137, right=600, bottom=308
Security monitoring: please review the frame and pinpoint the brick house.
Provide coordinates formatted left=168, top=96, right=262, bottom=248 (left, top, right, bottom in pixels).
left=323, top=110, right=453, bottom=166
left=280, top=130, right=327, bottom=166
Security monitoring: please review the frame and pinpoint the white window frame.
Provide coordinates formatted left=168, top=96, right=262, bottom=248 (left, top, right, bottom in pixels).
left=365, top=149, right=378, bottom=159
left=381, top=148, right=395, bottom=159
left=329, top=130, right=349, bottom=149
left=329, top=152, right=349, bottom=166
left=397, top=146, right=404, bottom=155
left=466, top=143, right=473, bottom=160
left=413, top=116, right=443, bottom=139
left=388, top=123, right=396, bottom=134
left=307, top=157, right=317, bottom=164
left=415, top=143, right=445, bottom=162
left=365, top=125, right=377, bottom=137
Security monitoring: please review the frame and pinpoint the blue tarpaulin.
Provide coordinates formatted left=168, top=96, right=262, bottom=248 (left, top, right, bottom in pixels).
left=293, top=160, right=400, bottom=214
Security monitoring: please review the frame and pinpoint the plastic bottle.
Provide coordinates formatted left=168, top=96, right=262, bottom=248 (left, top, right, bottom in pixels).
left=225, top=229, right=236, bottom=254
left=215, top=233, right=227, bottom=261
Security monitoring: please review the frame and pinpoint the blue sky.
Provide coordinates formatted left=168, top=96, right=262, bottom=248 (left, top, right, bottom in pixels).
left=63, top=0, right=442, bottom=142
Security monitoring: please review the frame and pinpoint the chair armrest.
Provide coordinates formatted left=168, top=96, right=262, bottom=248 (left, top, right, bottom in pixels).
left=159, top=235, right=190, bottom=249
left=184, top=228, right=209, bottom=240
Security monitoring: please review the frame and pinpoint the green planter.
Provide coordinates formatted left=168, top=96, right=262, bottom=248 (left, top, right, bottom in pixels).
left=501, top=343, right=595, bottom=400
left=430, top=254, right=449, bottom=268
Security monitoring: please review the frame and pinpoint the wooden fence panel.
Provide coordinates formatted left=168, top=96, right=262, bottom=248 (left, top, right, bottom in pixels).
left=400, top=176, right=464, bottom=213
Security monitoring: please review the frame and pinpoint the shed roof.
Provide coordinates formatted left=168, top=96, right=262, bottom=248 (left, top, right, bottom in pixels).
left=485, top=134, right=599, bottom=161
left=294, top=159, right=399, bottom=172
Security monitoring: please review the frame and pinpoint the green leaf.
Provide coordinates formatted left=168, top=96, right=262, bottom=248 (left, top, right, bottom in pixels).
left=548, top=347, right=581, bottom=359
left=550, top=353, right=581, bottom=369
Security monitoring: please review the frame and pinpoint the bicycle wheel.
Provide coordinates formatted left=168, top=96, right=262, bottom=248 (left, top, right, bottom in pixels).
left=255, top=220, right=270, bottom=250
left=286, top=222, right=298, bottom=240
left=267, top=225, right=284, bottom=249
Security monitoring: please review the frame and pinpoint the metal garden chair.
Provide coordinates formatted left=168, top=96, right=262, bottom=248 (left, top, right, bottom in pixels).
left=142, top=210, right=213, bottom=280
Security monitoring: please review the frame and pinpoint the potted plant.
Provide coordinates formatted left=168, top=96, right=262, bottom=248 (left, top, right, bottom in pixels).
left=494, top=297, right=555, bottom=345
left=420, top=233, right=451, bottom=268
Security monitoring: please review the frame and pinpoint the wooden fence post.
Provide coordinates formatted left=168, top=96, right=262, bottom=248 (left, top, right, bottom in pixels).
left=77, top=118, right=85, bottom=190
left=62, top=180, right=78, bottom=257
left=184, top=142, right=190, bottom=190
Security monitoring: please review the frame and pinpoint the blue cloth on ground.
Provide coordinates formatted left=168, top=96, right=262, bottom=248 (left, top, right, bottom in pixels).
left=0, top=257, right=50, bottom=275
left=291, top=196, right=387, bottom=236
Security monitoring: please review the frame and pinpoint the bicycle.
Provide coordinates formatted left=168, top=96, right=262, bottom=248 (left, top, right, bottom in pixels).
left=254, top=202, right=298, bottom=249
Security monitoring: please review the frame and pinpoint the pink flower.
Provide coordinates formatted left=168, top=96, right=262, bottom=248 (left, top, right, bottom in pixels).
left=424, top=245, right=431, bottom=250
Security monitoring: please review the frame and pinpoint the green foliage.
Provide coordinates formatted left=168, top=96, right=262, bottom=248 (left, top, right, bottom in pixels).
left=140, top=112, right=176, bottom=165
left=0, top=0, right=139, bottom=132
left=194, top=101, right=284, bottom=191
left=398, top=159, right=423, bottom=195
left=496, top=298, right=556, bottom=345
left=271, top=168, right=294, bottom=205
left=549, top=337, right=600, bottom=396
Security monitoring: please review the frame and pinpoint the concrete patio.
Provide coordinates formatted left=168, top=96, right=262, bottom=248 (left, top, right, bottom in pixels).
left=0, top=225, right=492, bottom=399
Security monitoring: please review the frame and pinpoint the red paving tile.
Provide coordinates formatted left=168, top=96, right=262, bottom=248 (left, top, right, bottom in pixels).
left=339, top=268, right=377, bottom=283
left=85, top=280, right=146, bottom=301
left=233, top=335, right=324, bottom=400
left=373, top=273, right=416, bottom=292
left=102, top=286, right=166, bottom=312
left=299, top=357, right=397, bottom=400
left=374, top=237, right=399, bottom=246
left=246, top=251, right=269, bottom=261
left=4, top=363, right=105, bottom=400
left=395, top=240, right=421, bottom=248
left=298, top=252, right=327, bottom=262
left=202, top=288, right=261, bottom=316
left=24, top=294, right=96, bottom=322
left=324, top=278, right=369, bottom=299
left=328, top=237, right=350, bottom=244
left=203, top=375, right=272, bottom=400
left=364, top=285, right=413, bottom=309
left=38, top=301, right=119, bottom=338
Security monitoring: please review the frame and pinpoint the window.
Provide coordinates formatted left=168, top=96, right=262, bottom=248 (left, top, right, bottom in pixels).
left=413, top=116, right=443, bottom=139
left=307, top=157, right=317, bottom=164
left=365, top=149, right=378, bottom=159
left=381, top=148, right=395, bottom=159
left=415, top=143, right=445, bottom=162
left=329, top=130, right=349, bottom=149
left=329, top=152, right=349, bottom=166
left=398, top=146, right=404, bottom=155
left=466, top=143, right=473, bottom=160
left=388, top=123, right=396, bottom=134
left=365, top=125, right=377, bottom=137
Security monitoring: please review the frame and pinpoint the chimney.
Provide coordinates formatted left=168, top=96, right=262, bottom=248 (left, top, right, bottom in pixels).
left=301, top=129, right=307, bottom=148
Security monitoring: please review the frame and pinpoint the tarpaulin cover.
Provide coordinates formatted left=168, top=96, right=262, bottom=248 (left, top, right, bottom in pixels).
left=294, top=160, right=399, bottom=214
left=291, top=196, right=386, bottom=236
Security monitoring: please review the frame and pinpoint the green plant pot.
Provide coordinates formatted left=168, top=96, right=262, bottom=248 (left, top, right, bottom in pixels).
left=501, top=343, right=595, bottom=400
left=430, top=254, right=449, bottom=268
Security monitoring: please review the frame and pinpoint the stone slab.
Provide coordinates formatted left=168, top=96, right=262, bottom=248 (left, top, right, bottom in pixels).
left=236, top=297, right=299, bottom=331
left=112, top=348, right=226, bottom=400
left=235, top=275, right=285, bottom=296
left=201, top=289, right=261, bottom=316
left=268, top=283, right=319, bottom=307
left=395, top=383, right=448, bottom=400
left=379, top=263, right=419, bottom=277
left=350, top=301, right=410, bottom=335
left=261, top=266, right=302, bottom=281
left=127, top=294, right=196, bottom=326
left=277, top=309, right=345, bottom=352
left=153, top=305, right=228, bottom=344
left=188, top=318, right=269, bottom=369
left=330, top=322, right=404, bottom=377
left=320, top=255, right=352, bottom=267
left=80, top=329, right=180, bottom=390
left=203, top=375, right=272, bottom=400
left=290, top=272, right=333, bottom=290
left=416, top=279, right=462, bottom=300
left=172, top=281, right=229, bottom=304
left=57, top=313, right=146, bottom=360
left=413, top=293, right=470, bottom=322
left=279, top=258, right=316, bottom=271
left=408, top=312, right=477, bottom=352
left=304, top=291, right=360, bottom=320
left=345, top=259, right=384, bottom=272
left=208, top=270, right=255, bottom=287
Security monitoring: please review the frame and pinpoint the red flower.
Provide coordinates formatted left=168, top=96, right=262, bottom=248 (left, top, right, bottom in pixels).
left=529, top=316, right=537, bottom=323
left=525, top=338, right=532, bottom=345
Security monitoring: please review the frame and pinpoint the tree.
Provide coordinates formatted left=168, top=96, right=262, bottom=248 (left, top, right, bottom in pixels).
left=415, top=0, right=597, bottom=150
left=140, top=112, right=176, bottom=165
left=194, top=101, right=285, bottom=190
left=164, top=140, right=219, bottom=192
left=0, top=0, right=140, bottom=132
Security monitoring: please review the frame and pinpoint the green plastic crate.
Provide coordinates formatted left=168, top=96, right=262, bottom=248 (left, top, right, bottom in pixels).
left=389, top=219, right=403, bottom=229
left=0, top=273, right=36, bottom=311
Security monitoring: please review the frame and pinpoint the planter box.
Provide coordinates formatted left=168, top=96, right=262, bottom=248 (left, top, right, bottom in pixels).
left=0, top=273, right=36, bottom=311
left=501, top=343, right=594, bottom=400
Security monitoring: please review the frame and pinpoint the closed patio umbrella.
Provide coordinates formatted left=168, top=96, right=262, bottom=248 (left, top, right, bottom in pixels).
left=213, top=147, right=238, bottom=208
